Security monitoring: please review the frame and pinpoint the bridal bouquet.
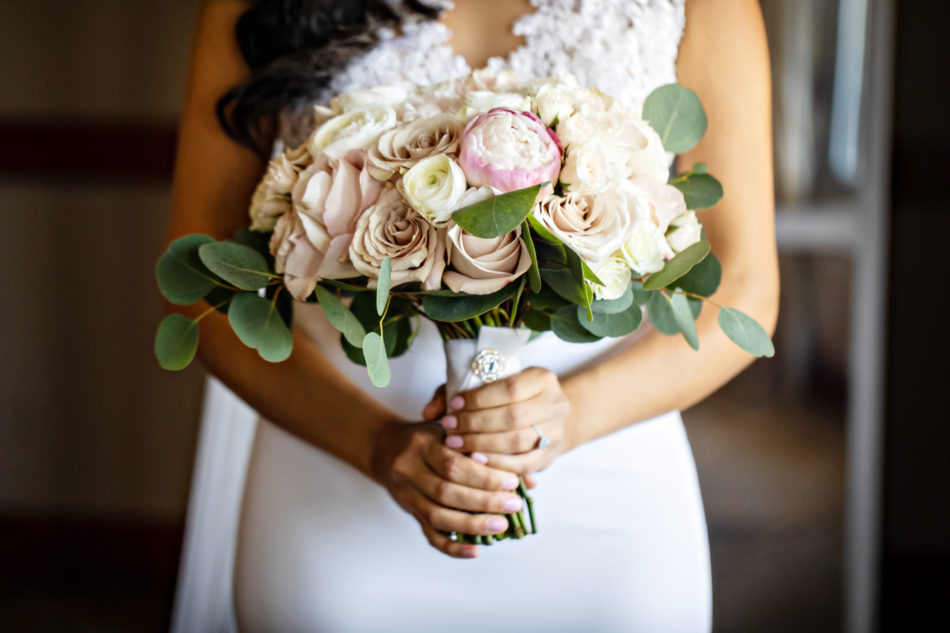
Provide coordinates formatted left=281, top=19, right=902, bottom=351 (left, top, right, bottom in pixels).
left=156, top=72, right=774, bottom=545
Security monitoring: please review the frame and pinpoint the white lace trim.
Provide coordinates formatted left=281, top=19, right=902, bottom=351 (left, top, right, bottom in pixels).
left=327, top=0, right=686, bottom=114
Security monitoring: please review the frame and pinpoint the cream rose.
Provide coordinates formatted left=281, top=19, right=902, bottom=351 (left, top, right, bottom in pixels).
left=666, top=210, right=703, bottom=252
left=308, top=105, right=397, bottom=159
left=629, top=176, right=689, bottom=234
left=397, top=154, right=468, bottom=226
left=625, top=117, right=672, bottom=182
left=348, top=185, right=446, bottom=289
left=329, top=84, right=410, bottom=113
left=443, top=223, right=532, bottom=295
left=590, top=254, right=633, bottom=301
left=249, top=145, right=313, bottom=231
left=367, top=114, right=463, bottom=181
left=532, top=182, right=639, bottom=267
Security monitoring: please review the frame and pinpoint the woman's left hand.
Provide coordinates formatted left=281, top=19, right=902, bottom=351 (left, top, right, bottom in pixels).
left=421, top=367, right=572, bottom=478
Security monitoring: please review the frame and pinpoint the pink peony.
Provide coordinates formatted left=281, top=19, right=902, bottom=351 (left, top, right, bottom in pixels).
left=457, top=107, right=563, bottom=194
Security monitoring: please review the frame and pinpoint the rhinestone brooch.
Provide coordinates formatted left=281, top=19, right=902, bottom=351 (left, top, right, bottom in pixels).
left=471, top=348, right=505, bottom=383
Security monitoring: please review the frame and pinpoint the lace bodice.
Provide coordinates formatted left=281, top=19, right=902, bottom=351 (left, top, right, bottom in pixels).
left=327, top=0, right=687, bottom=115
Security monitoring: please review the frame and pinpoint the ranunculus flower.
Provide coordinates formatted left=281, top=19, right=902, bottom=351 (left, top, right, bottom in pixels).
left=443, top=223, right=532, bottom=295
left=559, top=142, right=631, bottom=195
left=397, top=154, right=468, bottom=226
left=367, top=114, right=463, bottom=181
left=590, top=253, right=632, bottom=301
left=533, top=182, right=639, bottom=267
left=666, top=210, right=703, bottom=252
left=458, top=107, right=563, bottom=194
left=308, top=105, right=398, bottom=159
left=348, top=185, right=446, bottom=289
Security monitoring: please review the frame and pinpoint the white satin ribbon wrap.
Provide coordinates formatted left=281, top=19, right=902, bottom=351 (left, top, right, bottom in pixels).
left=443, top=326, right=533, bottom=404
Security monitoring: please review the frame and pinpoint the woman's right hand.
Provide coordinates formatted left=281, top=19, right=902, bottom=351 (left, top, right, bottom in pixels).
left=370, top=420, right=526, bottom=559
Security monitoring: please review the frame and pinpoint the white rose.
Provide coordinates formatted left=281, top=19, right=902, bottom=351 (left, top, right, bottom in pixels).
left=590, top=254, right=632, bottom=301
left=533, top=81, right=578, bottom=126
left=666, top=211, right=703, bottom=252
left=462, top=91, right=532, bottom=116
left=397, top=154, right=468, bottom=226
left=330, top=84, right=410, bottom=113
left=556, top=112, right=600, bottom=150
left=620, top=219, right=673, bottom=275
left=630, top=176, right=689, bottom=234
left=625, top=117, right=672, bottom=182
left=560, top=142, right=630, bottom=194
left=308, top=105, right=398, bottom=159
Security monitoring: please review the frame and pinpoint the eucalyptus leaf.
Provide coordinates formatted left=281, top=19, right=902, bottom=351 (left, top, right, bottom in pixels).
left=526, top=285, right=569, bottom=311
left=642, top=240, right=711, bottom=291
left=692, top=162, right=709, bottom=174
left=198, top=242, right=272, bottom=291
left=521, top=309, right=552, bottom=332
left=642, top=83, right=708, bottom=154
left=155, top=314, right=199, bottom=371
left=577, top=301, right=642, bottom=338
left=362, top=332, right=390, bottom=387
left=521, top=220, right=542, bottom=293
left=314, top=286, right=367, bottom=348
left=377, top=257, right=391, bottom=316
left=646, top=291, right=701, bottom=335
left=630, top=281, right=654, bottom=306
left=670, top=292, right=700, bottom=350
left=540, top=247, right=591, bottom=307
left=156, top=234, right=217, bottom=305
left=422, top=284, right=517, bottom=322
left=551, top=305, right=602, bottom=343
left=228, top=292, right=293, bottom=362
left=675, top=252, right=721, bottom=297
left=452, top=183, right=544, bottom=238
left=591, top=285, right=634, bottom=314
left=718, top=307, right=775, bottom=358
left=671, top=173, right=723, bottom=210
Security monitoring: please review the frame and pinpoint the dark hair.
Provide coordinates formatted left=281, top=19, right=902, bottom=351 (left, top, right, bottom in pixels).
left=217, top=0, right=442, bottom=156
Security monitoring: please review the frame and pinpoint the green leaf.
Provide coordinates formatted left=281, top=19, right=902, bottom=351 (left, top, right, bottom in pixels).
left=521, top=309, right=552, bottom=332
left=452, top=183, right=544, bottom=238
left=642, top=83, right=708, bottom=154
left=671, top=173, right=723, bottom=210
left=718, top=307, right=775, bottom=358
left=156, top=234, right=217, bottom=305
left=314, top=286, right=366, bottom=348
left=228, top=292, right=293, bottom=362
left=198, top=242, right=272, bottom=291
left=670, top=292, right=700, bottom=350
left=385, top=315, right=414, bottom=358
left=322, top=278, right=374, bottom=293
left=630, top=281, right=654, bottom=306
left=362, top=332, right=390, bottom=387
left=521, top=221, right=542, bottom=293
left=155, top=314, right=199, bottom=371
left=580, top=258, right=604, bottom=287
left=526, top=214, right=564, bottom=245
left=421, top=284, right=518, bottom=322
left=675, top=252, right=722, bottom=297
left=539, top=247, right=591, bottom=307
left=526, top=285, right=569, bottom=311
left=376, top=257, right=391, bottom=316
left=647, top=291, right=701, bottom=335
left=692, top=162, right=709, bottom=174
left=551, top=305, right=603, bottom=343
left=576, top=301, right=642, bottom=338
left=642, top=240, right=711, bottom=291
left=591, top=285, right=634, bottom=314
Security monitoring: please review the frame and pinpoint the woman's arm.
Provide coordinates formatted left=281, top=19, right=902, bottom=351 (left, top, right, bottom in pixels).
left=168, top=0, right=525, bottom=558
left=426, top=0, right=779, bottom=471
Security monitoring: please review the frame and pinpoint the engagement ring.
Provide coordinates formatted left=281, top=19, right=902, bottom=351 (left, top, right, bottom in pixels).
left=532, top=424, right=551, bottom=450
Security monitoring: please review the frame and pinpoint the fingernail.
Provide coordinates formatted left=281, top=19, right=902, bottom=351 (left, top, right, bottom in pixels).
left=450, top=395, right=464, bottom=411
left=471, top=452, right=489, bottom=465
left=503, top=497, right=523, bottom=512
left=486, top=517, right=508, bottom=532
left=445, top=435, right=463, bottom=448
left=461, top=547, right=479, bottom=559
left=501, top=477, right=519, bottom=490
left=440, top=415, right=458, bottom=430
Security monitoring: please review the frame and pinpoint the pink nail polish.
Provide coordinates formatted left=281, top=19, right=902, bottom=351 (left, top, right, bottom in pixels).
left=461, top=547, right=479, bottom=559
left=440, top=415, right=458, bottom=430
left=503, top=497, right=523, bottom=512
left=501, top=477, right=519, bottom=490
left=449, top=395, right=465, bottom=411
left=445, top=435, right=463, bottom=449
left=486, top=517, right=507, bottom=532
left=471, top=452, right=489, bottom=465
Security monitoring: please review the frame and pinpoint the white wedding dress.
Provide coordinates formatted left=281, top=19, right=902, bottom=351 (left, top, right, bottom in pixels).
left=171, top=1, right=712, bottom=632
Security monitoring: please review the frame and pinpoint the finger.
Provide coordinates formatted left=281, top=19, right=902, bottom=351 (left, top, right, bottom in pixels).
left=523, top=473, right=538, bottom=489
left=450, top=394, right=562, bottom=433
left=422, top=384, right=447, bottom=421
left=404, top=487, right=511, bottom=536
left=473, top=451, right=548, bottom=476
left=425, top=443, right=522, bottom=492
left=445, top=423, right=562, bottom=455
left=414, top=465, right=525, bottom=514
left=419, top=523, right=479, bottom=559
left=453, top=367, right=555, bottom=411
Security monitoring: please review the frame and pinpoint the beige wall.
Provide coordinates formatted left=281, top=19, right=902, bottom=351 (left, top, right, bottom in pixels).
left=0, top=1, right=207, bottom=521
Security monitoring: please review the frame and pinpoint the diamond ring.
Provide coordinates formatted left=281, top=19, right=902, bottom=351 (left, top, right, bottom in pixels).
left=532, top=424, right=551, bottom=450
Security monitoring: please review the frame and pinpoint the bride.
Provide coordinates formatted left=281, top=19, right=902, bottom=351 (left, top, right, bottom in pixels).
left=168, top=0, right=777, bottom=631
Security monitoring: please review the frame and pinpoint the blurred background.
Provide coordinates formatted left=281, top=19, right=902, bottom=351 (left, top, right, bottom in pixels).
left=0, top=0, right=947, bottom=631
